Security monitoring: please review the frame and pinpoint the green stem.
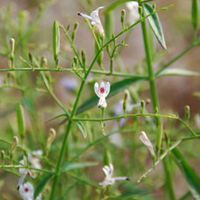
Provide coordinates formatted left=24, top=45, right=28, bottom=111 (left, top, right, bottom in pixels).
left=163, top=157, right=176, bottom=200
left=139, top=2, right=175, bottom=199
left=156, top=43, right=197, bottom=76
left=139, top=2, right=162, bottom=152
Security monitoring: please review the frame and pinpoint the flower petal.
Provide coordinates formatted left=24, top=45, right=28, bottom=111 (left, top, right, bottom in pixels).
left=105, top=82, right=110, bottom=96
left=78, top=12, right=92, bottom=21
left=90, top=6, right=104, bottom=23
left=94, top=82, right=100, bottom=97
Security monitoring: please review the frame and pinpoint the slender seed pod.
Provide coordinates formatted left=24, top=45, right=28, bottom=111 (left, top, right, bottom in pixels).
left=16, top=104, right=26, bottom=139
left=52, top=21, right=60, bottom=66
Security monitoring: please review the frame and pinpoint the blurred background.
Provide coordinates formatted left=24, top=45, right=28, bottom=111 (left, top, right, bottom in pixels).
left=0, top=0, right=199, bottom=114
left=0, top=0, right=200, bottom=199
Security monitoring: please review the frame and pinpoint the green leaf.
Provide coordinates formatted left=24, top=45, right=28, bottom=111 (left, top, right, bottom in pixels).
left=157, top=68, right=200, bottom=77
left=77, top=76, right=147, bottom=114
left=144, top=3, right=167, bottom=49
left=16, top=104, right=26, bottom=139
left=172, top=148, right=200, bottom=200
left=192, top=0, right=200, bottom=30
left=34, top=173, right=53, bottom=198
left=62, top=162, right=98, bottom=172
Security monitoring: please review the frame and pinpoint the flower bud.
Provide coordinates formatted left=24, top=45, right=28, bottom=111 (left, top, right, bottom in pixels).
left=9, top=38, right=15, bottom=68
left=11, top=136, right=19, bottom=152
left=184, top=105, right=191, bottom=120
left=139, top=131, right=155, bottom=158
left=46, top=128, right=56, bottom=155
left=121, top=9, right=126, bottom=29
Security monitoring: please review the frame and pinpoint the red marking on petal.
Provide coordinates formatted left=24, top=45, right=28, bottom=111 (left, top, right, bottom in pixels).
left=24, top=187, right=29, bottom=192
left=100, top=87, right=105, bottom=94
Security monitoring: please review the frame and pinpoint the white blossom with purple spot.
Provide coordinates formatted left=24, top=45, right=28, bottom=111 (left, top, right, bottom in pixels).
left=94, top=81, right=110, bottom=108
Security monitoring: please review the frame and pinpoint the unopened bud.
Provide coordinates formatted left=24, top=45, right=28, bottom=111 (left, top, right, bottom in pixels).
left=40, top=56, right=48, bottom=68
left=9, top=38, right=15, bottom=68
left=139, top=131, right=155, bottom=157
left=46, top=128, right=56, bottom=155
left=121, top=9, right=126, bottom=29
left=11, top=136, right=19, bottom=152
left=145, top=99, right=151, bottom=105
left=81, top=50, right=86, bottom=66
left=123, top=90, right=129, bottom=113
left=184, top=105, right=191, bottom=120
left=140, top=100, right=145, bottom=113
left=1, top=150, right=5, bottom=160
left=72, top=23, right=79, bottom=41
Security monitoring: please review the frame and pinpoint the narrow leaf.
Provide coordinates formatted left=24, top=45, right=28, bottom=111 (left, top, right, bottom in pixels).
left=77, top=76, right=147, bottom=114
left=172, top=148, right=200, bottom=200
left=16, top=104, right=26, bottom=139
left=144, top=3, right=167, bottom=49
left=34, top=173, right=53, bottom=198
left=158, top=68, right=200, bottom=77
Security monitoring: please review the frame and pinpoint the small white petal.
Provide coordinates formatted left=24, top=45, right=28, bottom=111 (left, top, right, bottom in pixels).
left=94, top=82, right=100, bottom=97
left=90, top=6, right=104, bottom=23
left=31, top=150, right=43, bottom=157
left=105, top=82, right=110, bottom=97
left=126, top=2, right=140, bottom=24
left=114, top=176, right=129, bottom=181
left=100, top=82, right=105, bottom=90
left=126, top=2, right=139, bottom=10
left=102, top=166, right=110, bottom=178
left=98, top=97, right=107, bottom=108
left=109, top=164, right=114, bottom=176
left=78, top=7, right=105, bottom=36
left=78, top=12, right=93, bottom=21
left=99, top=164, right=127, bottom=187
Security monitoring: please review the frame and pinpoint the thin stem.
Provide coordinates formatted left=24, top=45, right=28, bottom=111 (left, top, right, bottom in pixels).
left=73, top=113, right=195, bottom=136
left=139, top=1, right=175, bottom=199
left=0, top=67, right=147, bottom=79
left=156, top=43, right=197, bottom=76
left=49, top=10, right=166, bottom=199
left=163, top=157, right=176, bottom=200
left=139, top=2, right=162, bottom=153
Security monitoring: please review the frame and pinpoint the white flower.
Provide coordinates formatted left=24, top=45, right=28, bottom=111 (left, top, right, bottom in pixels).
left=78, top=6, right=105, bottom=36
left=99, top=164, right=129, bottom=187
left=18, top=182, right=42, bottom=200
left=126, top=2, right=140, bottom=24
left=28, top=150, right=43, bottom=170
left=94, top=81, right=110, bottom=108
left=19, top=182, right=34, bottom=200
left=139, top=131, right=155, bottom=157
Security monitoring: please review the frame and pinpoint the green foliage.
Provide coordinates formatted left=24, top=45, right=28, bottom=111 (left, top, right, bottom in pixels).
left=0, top=0, right=199, bottom=200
